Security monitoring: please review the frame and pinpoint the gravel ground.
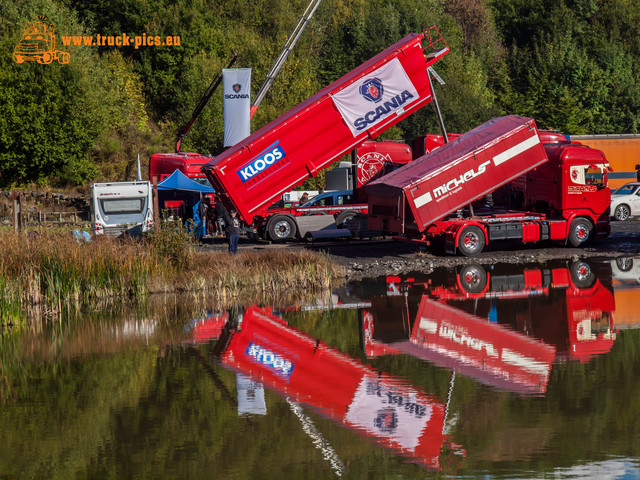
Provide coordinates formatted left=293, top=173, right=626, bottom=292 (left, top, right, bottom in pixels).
left=202, top=218, right=640, bottom=281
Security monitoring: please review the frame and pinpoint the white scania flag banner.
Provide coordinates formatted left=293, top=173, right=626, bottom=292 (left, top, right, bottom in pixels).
left=331, top=58, right=420, bottom=137
left=223, top=68, right=251, bottom=147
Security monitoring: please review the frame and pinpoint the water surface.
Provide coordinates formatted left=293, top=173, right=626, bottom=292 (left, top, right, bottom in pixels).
left=2, top=257, right=640, bottom=479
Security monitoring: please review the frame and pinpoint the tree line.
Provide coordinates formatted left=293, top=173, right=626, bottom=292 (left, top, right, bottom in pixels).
left=1, top=0, right=639, bottom=187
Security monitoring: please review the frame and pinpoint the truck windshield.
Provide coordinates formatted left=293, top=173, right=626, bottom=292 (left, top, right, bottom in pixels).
left=570, top=165, right=606, bottom=187
left=100, top=198, right=145, bottom=214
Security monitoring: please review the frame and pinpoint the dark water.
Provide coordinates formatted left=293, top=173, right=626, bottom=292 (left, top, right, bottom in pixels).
left=2, top=257, right=640, bottom=479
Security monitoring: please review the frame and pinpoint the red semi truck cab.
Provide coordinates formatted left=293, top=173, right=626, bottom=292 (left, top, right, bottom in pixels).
left=149, top=152, right=214, bottom=208
left=514, top=138, right=611, bottom=236
left=149, top=152, right=213, bottom=186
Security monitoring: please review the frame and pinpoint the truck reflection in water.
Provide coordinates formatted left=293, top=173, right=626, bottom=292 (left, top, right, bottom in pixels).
left=363, top=259, right=617, bottom=395
left=215, top=306, right=455, bottom=471
left=188, top=258, right=621, bottom=471
left=192, top=305, right=461, bottom=471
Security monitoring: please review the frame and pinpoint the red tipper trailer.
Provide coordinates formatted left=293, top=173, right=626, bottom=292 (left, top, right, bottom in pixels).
left=366, top=115, right=547, bottom=234
left=202, top=27, right=449, bottom=225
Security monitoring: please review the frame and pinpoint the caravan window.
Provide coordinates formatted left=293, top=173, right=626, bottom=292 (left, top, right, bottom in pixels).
left=101, top=198, right=145, bottom=214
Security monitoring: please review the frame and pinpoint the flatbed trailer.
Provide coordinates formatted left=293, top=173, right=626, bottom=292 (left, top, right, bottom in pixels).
left=366, top=116, right=611, bottom=256
left=202, top=27, right=449, bottom=228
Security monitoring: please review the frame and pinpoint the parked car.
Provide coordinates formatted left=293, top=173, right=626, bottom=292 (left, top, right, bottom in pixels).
left=300, top=190, right=354, bottom=207
left=610, top=182, right=640, bottom=221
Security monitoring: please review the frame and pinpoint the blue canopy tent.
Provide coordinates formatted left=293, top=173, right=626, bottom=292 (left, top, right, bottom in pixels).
left=157, top=170, right=215, bottom=194
left=157, top=170, right=215, bottom=238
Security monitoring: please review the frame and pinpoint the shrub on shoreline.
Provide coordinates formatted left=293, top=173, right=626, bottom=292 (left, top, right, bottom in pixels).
left=0, top=229, right=344, bottom=320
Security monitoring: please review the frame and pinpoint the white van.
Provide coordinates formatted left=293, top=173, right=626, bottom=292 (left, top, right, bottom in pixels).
left=92, top=181, right=153, bottom=236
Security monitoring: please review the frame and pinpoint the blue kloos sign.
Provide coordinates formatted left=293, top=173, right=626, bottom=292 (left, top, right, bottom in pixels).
left=245, top=342, right=295, bottom=378
left=237, top=142, right=287, bottom=183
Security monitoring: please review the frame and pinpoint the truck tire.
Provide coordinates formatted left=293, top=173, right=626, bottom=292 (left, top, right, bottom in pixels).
left=458, top=264, right=487, bottom=293
left=38, top=52, right=53, bottom=65
left=568, top=217, right=593, bottom=247
left=336, top=210, right=357, bottom=228
left=569, top=260, right=596, bottom=289
left=268, top=215, right=297, bottom=241
left=614, top=204, right=631, bottom=221
left=458, top=226, right=485, bottom=257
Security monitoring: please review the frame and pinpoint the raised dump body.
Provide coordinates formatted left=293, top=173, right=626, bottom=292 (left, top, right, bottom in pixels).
left=366, top=116, right=547, bottom=234
left=202, top=27, right=449, bottom=225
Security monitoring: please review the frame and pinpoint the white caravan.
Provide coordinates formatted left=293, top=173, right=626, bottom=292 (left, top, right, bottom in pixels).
left=92, top=181, right=153, bottom=236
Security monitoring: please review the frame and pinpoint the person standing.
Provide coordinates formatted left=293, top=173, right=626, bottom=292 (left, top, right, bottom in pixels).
left=225, top=209, right=241, bottom=254
left=214, top=194, right=228, bottom=237
left=636, top=164, right=640, bottom=182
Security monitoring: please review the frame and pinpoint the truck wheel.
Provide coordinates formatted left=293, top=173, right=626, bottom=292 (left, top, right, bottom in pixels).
left=13, top=54, right=24, bottom=63
left=458, top=226, right=485, bottom=257
left=458, top=264, right=487, bottom=293
left=268, top=215, right=297, bottom=241
left=569, top=260, right=596, bottom=289
left=38, top=52, right=53, bottom=64
left=568, top=217, right=593, bottom=247
left=614, top=204, right=631, bottom=221
left=336, top=210, right=357, bottom=228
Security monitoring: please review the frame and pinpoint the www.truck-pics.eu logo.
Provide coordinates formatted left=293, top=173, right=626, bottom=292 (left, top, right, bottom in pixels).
left=13, top=17, right=70, bottom=64
left=237, top=142, right=287, bottom=184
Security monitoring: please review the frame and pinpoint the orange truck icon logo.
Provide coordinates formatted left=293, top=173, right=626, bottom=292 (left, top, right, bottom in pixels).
left=13, top=17, right=69, bottom=64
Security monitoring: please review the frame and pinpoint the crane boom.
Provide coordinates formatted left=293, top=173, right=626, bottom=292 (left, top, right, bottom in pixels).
left=250, top=0, right=322, bottom=118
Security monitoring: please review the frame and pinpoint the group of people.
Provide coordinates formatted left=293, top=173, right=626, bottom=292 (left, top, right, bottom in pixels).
left=202, top=194, right=241, bottom=254
left=201, top=190, right=315, bottom=254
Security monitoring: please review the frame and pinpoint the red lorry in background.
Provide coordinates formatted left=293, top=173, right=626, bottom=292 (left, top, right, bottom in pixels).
left=201, top=28, right=450, bottom=235
left=150, top=152, right=213, bottom=186
left=366, top=116, right=611, bottom=256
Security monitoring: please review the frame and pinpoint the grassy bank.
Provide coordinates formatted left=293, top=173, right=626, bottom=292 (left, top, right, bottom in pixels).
left=0, top=227, right=344, bottom=321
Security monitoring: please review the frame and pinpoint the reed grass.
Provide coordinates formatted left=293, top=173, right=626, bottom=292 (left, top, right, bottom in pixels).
left=0, top=229, right=344, bottom=321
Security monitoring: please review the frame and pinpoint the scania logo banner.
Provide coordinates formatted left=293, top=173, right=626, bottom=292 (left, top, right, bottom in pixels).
left=360, top=78, right=383, bottom=103
left=223, top=68, right=251, bottom=146
left=331, top=58, right=419, bottom=136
